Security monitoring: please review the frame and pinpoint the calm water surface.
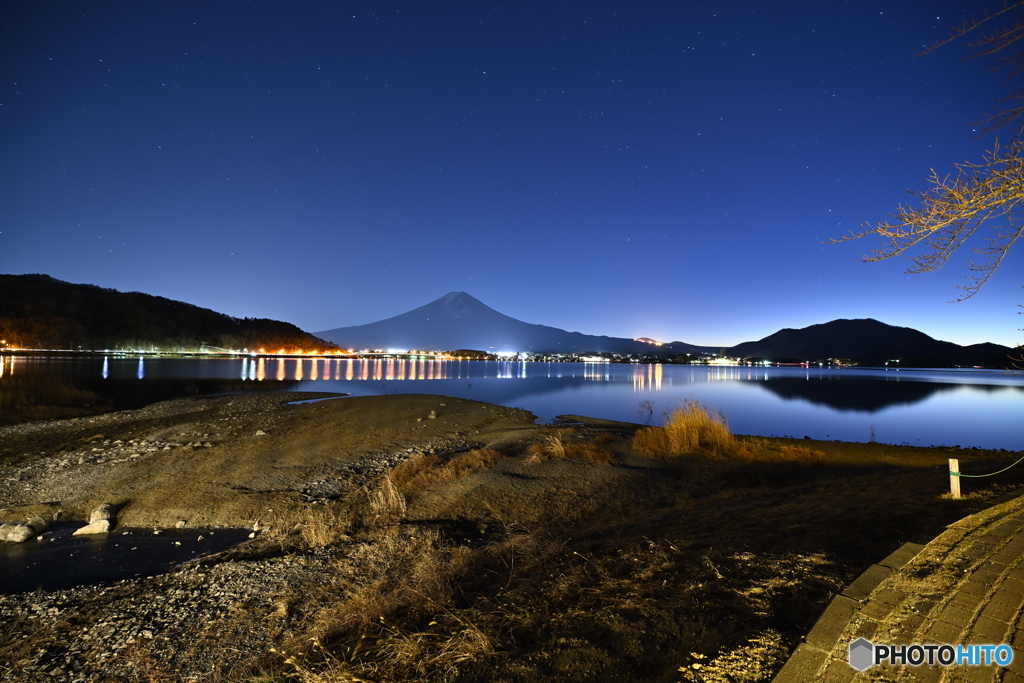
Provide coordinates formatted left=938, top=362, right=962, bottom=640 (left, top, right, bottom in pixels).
left=3, top=355, right=1023, bottom=450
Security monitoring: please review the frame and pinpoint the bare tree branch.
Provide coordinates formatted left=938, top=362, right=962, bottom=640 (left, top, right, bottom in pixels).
left=838, top=5, right=1024, bottom=302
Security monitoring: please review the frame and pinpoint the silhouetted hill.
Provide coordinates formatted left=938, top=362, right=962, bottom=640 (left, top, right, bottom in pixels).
left=728, top=318, right=1016, bottom=367
left=317, top=292, right=714, bottom=355
left=0, top=274, right=335, bottom=352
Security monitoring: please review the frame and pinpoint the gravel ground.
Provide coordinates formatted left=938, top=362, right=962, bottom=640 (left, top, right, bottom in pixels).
left=0, top=392, right=540, bottom=681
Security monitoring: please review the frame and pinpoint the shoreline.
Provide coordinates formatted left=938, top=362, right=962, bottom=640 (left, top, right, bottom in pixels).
left=3, top=392, right=1024, bottom=681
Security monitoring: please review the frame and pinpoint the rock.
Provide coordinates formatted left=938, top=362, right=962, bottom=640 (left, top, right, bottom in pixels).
left=428, top=410, right=437, bottom=419
left=0, top=522, right=36, bottom=543
left=255, top=430, right=267, bottom=436
left=175, top=520, right=186, bottom=528
left=73, top=520, right=111, bottom=535
left=26, top=515, right=49, bottom=533
left=74, top=503, right=117, bottom=535
left=89, top=503, right=117, bottom=524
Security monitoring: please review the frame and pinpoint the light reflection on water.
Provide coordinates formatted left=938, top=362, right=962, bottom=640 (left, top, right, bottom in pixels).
left=3, top=356, right=1023, bottom=450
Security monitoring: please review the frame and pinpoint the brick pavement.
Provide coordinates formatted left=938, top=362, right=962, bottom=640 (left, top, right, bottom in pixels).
left=774, top=491, right=1024, bottom=683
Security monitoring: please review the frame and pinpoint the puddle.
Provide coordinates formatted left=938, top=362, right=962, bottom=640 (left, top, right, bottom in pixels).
left=0, top=523, right=250, bottom=594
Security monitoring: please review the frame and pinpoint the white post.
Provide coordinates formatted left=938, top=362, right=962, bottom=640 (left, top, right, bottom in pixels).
left=950, top=458, right=961, bottom=499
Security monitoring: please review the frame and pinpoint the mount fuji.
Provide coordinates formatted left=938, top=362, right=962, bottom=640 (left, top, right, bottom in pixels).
left=315, top=292, right=713, bottom=354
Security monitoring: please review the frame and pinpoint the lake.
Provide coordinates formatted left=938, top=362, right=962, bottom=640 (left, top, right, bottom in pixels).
left=3, top=355, right=1023, bottom=450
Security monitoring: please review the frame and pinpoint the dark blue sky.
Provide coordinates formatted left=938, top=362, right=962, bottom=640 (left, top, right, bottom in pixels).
left=3, top=1, right=1020, bottom=347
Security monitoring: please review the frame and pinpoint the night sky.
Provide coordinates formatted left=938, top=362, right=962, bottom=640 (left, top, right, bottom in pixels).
left=3, top=1, right=1021, bottom=347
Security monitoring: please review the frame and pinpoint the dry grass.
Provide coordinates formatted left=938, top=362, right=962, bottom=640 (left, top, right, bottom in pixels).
left=526, top=431, right=618, bottom=465
left=632, top=405, right=828, bottom=464
left=276, top=528, right=502, bottom=681
left=367, top=477, right=406, bottom=523
left=147, top=429, right=1024, bottom=683
left=769, top=444, right=825, bottom=463
left=260, top=496, right=845, bottom=682
left=389, top=448, right=507, bottom=492
left=633, top=400, right=748, bottom=458
left=299, top=507, right=352, bottom=549
left=632, top=424, right=673, bottom=456
left=564, top=440, right=617, bottom=464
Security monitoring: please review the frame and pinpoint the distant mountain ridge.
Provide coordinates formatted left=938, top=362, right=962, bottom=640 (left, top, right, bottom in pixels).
left=0, top=274, right=334, bottom=352
left=727, top=318, right=1015, bottom=367
left=318, top=293, right=1016, bottom=367
left=4, top=278, right=1014, bottom=367
left=317, top=292, right=715, bottom=355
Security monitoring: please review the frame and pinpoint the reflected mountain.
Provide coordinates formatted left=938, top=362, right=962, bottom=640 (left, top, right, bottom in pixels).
left=0, top=372, right=301, bottom=418
left=749, top=376, right=1024, bottom=412
left=75, top=377, right=302, bottom=410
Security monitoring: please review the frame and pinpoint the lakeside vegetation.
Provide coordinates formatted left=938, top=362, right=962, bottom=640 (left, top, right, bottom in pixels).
left=211, top=404, right=1022, bottom=682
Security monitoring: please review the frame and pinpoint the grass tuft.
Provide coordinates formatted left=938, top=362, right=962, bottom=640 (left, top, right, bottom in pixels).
left=526, top=431, right=618, bottom=465
left=299, top=507, right=352, bottom=549
left=368, top=477, right=407, bottom=522
left=389, top=448, right=507, bottom=492
left=634, top=400, right=745, bottom=457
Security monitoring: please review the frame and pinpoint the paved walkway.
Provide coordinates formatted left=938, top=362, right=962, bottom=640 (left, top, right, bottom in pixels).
left=774, top=491, right=1024, bottom=683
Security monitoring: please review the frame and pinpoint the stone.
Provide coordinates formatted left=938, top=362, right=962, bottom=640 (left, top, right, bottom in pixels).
left=0, top=522, right=36, bottom=543
left=73, top=520, right=111, bottom=535
left=26, top=515, right=49, bottom=533
left=89, top=503, right=117, bottom=524
left=74, top=503, right=117, bottom=535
